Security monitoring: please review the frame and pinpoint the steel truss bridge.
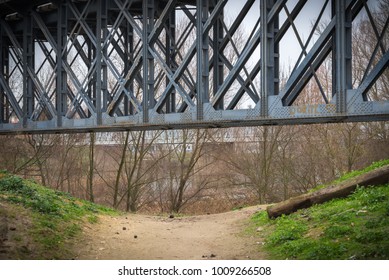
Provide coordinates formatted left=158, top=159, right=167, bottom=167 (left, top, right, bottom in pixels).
left=0, top=0, right=388, bottom=134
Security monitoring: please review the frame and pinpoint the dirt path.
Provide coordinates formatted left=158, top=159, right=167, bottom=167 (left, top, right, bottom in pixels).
left=75, top=206, right=267, bottom=260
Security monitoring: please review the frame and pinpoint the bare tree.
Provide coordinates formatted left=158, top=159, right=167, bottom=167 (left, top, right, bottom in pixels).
left=24, top=134, right=58, bottom=185
left=95, top=130, right=165, bottom=212
left=122, top=131, right=163, bottom=212
left=220, top=126, right=283, bottom=204
left=155, top=129, right=215, bottom=213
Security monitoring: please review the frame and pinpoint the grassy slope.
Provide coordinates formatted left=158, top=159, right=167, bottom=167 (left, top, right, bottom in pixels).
left=0, top=172, right=117, bottom=259
left=250, top=160, right=389, bottom=260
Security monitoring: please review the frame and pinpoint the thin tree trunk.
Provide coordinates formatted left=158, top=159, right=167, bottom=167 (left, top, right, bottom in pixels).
left=113, top=131, right=129, bottom=208
left=88, top=133, right=95, bottom=202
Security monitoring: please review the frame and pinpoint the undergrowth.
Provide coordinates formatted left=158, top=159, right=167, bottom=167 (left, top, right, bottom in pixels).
left=0, top=171, right=117, bottom=259
left=251, top=160, right=389, bottom=260
left=310, top=159, right=389, bottom=192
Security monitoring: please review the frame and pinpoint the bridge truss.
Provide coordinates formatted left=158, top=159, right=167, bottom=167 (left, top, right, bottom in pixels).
left=0, top=0, right=388, bottom=134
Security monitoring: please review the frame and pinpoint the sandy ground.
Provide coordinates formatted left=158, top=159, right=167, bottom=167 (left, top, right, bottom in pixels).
left=75, top=206, right=267, bottom=260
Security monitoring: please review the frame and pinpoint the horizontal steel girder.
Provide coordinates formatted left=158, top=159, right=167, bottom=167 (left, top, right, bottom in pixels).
left=0, top=0, right=388, bottom=134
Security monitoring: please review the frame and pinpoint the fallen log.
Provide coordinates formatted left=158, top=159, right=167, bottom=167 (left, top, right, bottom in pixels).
left=267, top=164, right=389, bottom=219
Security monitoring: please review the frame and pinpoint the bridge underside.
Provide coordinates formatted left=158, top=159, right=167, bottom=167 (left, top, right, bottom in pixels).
left=0, top=0, right=388, bottom=134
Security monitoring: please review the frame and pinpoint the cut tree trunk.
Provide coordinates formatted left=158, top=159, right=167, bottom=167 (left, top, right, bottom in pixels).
left=267, top=165, right=389, bottom=219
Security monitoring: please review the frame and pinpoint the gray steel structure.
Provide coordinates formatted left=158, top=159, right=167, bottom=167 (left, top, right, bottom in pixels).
left=0, top=0, right=388, bottom=134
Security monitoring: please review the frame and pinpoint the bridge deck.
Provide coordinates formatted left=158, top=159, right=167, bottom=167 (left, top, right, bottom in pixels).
left=0, top=0, right=388, bottom=134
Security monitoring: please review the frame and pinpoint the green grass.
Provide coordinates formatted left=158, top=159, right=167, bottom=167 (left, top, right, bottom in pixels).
left=0, top=171, right=117, bottom=259
left=251, top=160, right=389, bottom=260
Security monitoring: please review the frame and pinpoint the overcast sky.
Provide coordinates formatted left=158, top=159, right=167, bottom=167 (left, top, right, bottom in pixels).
left=224, top=0, right=380, bottom=70
left=224, top=0, right=332, bottom=69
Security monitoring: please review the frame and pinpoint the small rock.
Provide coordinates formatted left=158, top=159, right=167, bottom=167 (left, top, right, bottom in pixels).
left=207, top=213, right=210, bottom=215
left=115, top=232, right=120, bottom=235
left=122, top=227, right=127, bottom=230
left=169, top=215, right=175, bottom=219
left=134, top=235, right=138, bottom=239
left=256, top=227, right=263, bottom=232
left=210, top=254, right=216, bottom=258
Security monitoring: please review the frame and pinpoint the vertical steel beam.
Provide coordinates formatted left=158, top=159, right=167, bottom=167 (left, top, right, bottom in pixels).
left=0, top=24, right=4, bottom=123
left=123, top=23, right=135, bottom=116
left=335, top=0, right=352, bottom=114
left=5, top=47, right=9, bottom=123
left=96, top=0, right=108, bottom=124
left=129, top=24, right=135, bottom=116
left=273, top=4, right=280, bottom=97
left=102, top=0, right=108, bottom=115
left=260, top=0, right=277, bottom=117
left=166, top=10, right=176, bottom=113
left=56, top=2, right=68, bottom=127
left=22, top=14, right=34, bottom=127
left=143, top=0, right=155, bottom=123
left=87, top=35, right=95, bottom=118
left=196, top=0, right=209, bottom=120
left=331, top=1, right=336, bottom=98
left=260, top=0, right=267, bottom=116
left=213, top=5, right=224, bottom=111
